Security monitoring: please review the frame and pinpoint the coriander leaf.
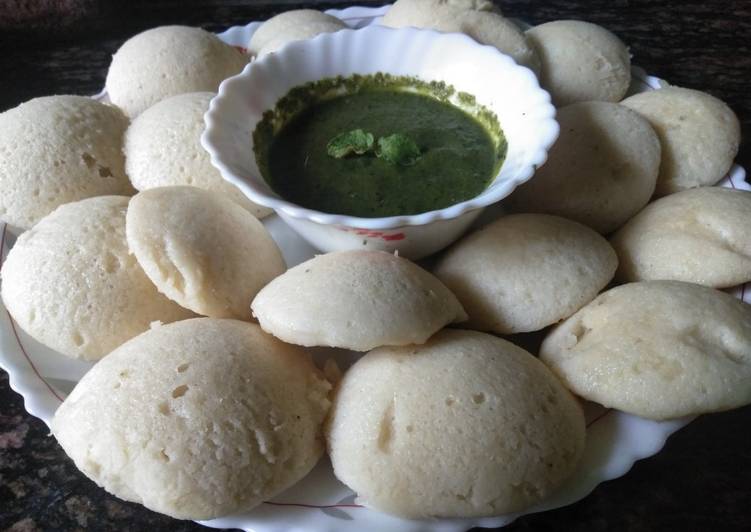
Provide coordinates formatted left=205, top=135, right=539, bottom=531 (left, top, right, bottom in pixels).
left=376, top=133, right=421, bottom=166
left=327, top=129, right=375, bottom=158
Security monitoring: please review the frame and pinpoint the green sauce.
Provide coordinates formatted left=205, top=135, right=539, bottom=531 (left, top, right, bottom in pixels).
left=253, top=75, right=506, bottom=218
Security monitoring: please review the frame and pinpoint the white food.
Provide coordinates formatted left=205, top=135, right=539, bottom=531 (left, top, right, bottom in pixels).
left=621, top=86, right=741, bottom=196
left=126, top=186, right=286, bottom=320
left=106, top=26, right=248, bottom=117
left=611, top=187, right=751, bottom=287
left=0, top=95, right=132, bottom=231
left=52, top=318, right=331, bottom=519
left=435, top=213, right=618, bottom=333
left=526, top=20, right=631, bottom=106
left=541, top=281, right=751, bottom=420
left=507, top=101, right=661, bottom=234
left=251, top=250, right=467, bottom=351
left=124, top=92, right=272, bottom=218
left=1, top=196, right=193, bottom=361
left=327, top=329, right=586, bottom=517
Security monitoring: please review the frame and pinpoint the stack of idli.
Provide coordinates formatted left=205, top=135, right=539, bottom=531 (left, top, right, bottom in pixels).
left=1, top=186, right=284, bottom=360
left=1, top=4, right=749, bottom=526
left=4, top=186, right=323, bottom=520
left=248, top=249, right=589, bottom=516
left=1, top=196, right=193, bottom=361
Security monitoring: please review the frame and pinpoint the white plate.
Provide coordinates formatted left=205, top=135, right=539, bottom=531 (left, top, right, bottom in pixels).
left=1, top=5, right=749, bottom=532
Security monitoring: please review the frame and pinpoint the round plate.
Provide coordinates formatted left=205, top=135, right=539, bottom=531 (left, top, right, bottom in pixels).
left=1, top=5, right=749, bottom=532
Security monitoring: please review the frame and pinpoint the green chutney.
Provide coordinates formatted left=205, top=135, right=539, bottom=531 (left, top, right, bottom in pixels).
left=254, top=76, right=505, bottom=218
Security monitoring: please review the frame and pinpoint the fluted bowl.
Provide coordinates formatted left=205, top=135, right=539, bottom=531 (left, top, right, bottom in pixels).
left=202, top=25, right=558, bottom=259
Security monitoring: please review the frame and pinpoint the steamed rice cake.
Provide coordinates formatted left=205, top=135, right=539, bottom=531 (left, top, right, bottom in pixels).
left=126, top=186, right=285, bottom=320
left=621, top=86, right=741, bottom=196
left=507, top=101, right=661, bottom=234
left=251, top=250, right=467, bottom=351
left=382, top=0, right=539, bottom=72
left=434, top=214, right=618, bottom=333
left=326, top=329, right=585, bottom=517
left=611, top=187, right=751, bottom=287
left=51, top=318, right=331, bottom=519
left=249, top=10, right=347, bottom=56
left=0, top=196, right=193, bottom=361
left=540, top=281, right=751, bottom=420
left=0, top=95, right=133, bottom=231
left=124, top=92, right=272, bottom=218
left=525, top=20, right=631, bottom=106
left=106, top=26, right=248, bottom=117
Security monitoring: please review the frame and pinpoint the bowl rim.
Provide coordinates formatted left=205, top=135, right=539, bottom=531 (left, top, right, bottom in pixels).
left=202, top=24, right=559, bottom=230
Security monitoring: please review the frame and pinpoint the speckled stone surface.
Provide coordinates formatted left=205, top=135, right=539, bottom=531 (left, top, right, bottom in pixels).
left=1, top=1, right=751, bottom=531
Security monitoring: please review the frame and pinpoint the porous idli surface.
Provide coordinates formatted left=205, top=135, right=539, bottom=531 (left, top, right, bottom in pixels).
left=126, top=186, right=285, bottom=320
left=106, top=26, right=248, bottom=118
left=621, top=87, right=741, bottom=196
left=525, top=20, right=631, bottom=106
left=0, top=196, right=193, bottom=361
left=248, top=10, right=347, bottom=56
left=434, top=214, right=617, bottom=334
left=382, top=0, right=539, bottom=72
left=251, top=250, right=467, bottom=351
left=0, top=95, right=133, bottom=231
left=507, top=101, right=660, bottom=234
left=124, top=92, right=271, bottom=218
left=51, top=318, right=331, bottom=520
left=326, top=329, right=586, bottom=518
left=611, top=187, right=751, bottom=287
left=540, top=281, right=751, bottom=420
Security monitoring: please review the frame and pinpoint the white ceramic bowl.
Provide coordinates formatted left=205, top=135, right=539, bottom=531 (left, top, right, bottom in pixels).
left=203, top=25, right=558, bottom=259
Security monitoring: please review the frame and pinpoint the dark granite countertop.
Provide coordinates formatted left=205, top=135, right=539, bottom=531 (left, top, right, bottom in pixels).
left=2, top=1, right=751, bottom=530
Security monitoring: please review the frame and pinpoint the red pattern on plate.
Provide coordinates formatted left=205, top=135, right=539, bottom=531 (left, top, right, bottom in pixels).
left=351, top=228, right=406, bottom=241
left=0, top=225, right=64, bottom=403
left=264, top=501, right=364, bottom=509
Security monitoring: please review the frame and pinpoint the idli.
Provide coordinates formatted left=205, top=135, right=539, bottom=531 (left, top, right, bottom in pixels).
left=106, top=26, right=248, bottom=117
left=434, top=214, right=618, bottom=334
left=507, top=101, right=661, bottom=234
left=326, top=329, right=586, bottom=518
left=248, top=10, right=347, bottom=57
left=124, top=92, right=272, bottom=218
left=51, top=318, right=331, bottom=520
left=0, top=95, right=132, bottom=231
left=251, top=250, right=467, bottom=351
left=540, top=281, right=751, bottom=420
left=621, top=86, right=741, bottom=196
left=1, top=196, right=193, bottom=361
left=382, top=0, right=539, bottom=72
left=611, top=187, right=751, bottom=287
left=126, top=186, right=285, bottom=320
left=525, top=20, right=631, bottom=106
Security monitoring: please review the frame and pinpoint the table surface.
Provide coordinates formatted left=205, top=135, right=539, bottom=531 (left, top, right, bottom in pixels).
left=1, top=1, right=750, bottom=531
